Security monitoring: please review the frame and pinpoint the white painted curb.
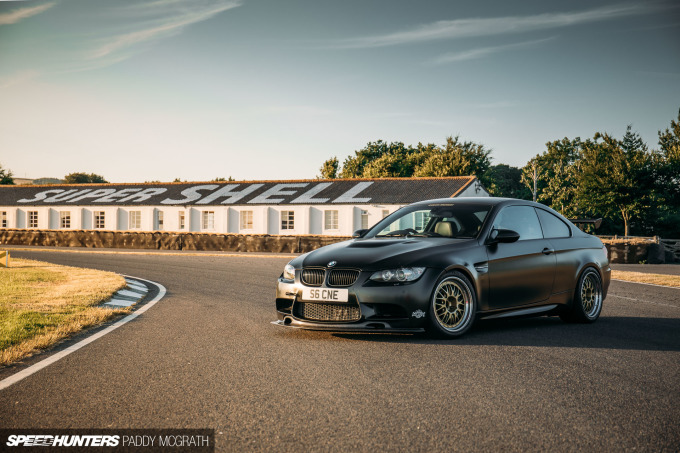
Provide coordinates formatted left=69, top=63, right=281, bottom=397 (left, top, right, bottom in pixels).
left=103, top=278, right=149, bottom=308
left=0, top=276, right=166, bottom=392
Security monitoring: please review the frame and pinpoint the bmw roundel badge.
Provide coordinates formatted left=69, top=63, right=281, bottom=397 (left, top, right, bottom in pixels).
left=328, top=261, right=337, bottom=268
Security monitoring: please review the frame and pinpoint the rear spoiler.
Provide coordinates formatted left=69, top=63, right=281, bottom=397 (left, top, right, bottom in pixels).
left=569, top=218, right=603, bottom=229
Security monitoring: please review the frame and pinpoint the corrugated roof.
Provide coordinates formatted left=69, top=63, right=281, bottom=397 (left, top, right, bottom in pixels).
left=0, top=176, right=478, bottom=206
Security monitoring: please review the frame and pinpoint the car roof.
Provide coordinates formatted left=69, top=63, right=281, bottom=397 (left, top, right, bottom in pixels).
left=407, top=197, right=584, bottom=237
left=412, top=197, right=525, bottom=207
left=412, top=197, right=576, bottom=225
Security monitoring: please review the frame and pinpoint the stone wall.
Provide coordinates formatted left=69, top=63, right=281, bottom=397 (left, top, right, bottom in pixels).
left=0, top=229, right=351, bottom=254
left=603, top=240, right=676, bottom=264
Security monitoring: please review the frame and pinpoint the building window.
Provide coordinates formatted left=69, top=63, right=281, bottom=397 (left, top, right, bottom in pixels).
left=360, top=210, right=369, bottom=230
left=94, top=211, right=105, bottom=229
left=28, top=211, right=38, bottom=228
left=414, top=211, right=430, bottom=231
left=324, top=210, right=338, bottom=230
left=202, top=211, right=215, bottom=230
left=157, top=211, right=164, bottom=230
left=60, top=211, right=71, bottom=229
left=281, top=211, right=294, bottom=230
left=129, top=211, right=141, bottom=229
left=178, top=211, right=185, bottom=230
left=240, top=210, right=253, bottom=230
left=0, top=211, right=6, bottom=228
left=382, top=209, right=390, bottom=219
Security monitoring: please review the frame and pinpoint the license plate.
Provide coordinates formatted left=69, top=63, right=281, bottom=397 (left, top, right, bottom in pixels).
left=301, top=287, right=349, bottom=303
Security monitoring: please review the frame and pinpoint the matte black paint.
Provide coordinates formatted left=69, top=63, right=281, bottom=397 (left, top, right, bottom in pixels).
left=487, top=239, right=556, bottom=309
left=275, top=197, right=611, bottom=332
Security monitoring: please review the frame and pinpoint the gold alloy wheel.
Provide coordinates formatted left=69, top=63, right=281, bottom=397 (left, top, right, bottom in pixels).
left=433, top=277, right=473, bottom=332
left=581, top=271, right=603, bottom=319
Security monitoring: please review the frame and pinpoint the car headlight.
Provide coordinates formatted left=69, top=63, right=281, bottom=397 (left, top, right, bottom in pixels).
left=283, top=263, right=296, bottom=281
left=370, top=267, right=425, bottom=283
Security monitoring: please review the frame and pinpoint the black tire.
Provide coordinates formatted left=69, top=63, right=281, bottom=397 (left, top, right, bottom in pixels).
left=560, top=267, right=603, bottom=323
left=426, top=271, right=477, bottom=338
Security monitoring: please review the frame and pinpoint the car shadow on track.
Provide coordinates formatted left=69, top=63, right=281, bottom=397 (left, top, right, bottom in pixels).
left=327, top=316, right=680, bottom=351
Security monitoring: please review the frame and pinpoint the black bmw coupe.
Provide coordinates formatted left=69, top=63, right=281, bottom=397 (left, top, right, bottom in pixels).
left=273, top=197, right=610, bottom=338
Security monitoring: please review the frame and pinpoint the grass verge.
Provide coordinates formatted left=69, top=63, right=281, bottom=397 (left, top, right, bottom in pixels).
left=611, top=270, right=680, bottom=288
left=0, top=258, right=127, bottom=366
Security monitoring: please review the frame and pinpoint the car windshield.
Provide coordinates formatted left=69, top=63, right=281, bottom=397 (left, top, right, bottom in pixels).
left=368, top=203, right=491, bottom=239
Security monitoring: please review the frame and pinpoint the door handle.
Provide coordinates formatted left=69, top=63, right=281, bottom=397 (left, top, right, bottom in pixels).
left=542, top=247, right=554, bottom=255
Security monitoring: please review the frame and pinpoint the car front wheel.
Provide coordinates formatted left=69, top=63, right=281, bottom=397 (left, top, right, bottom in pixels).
left=427, top=271, right=477, bottom=338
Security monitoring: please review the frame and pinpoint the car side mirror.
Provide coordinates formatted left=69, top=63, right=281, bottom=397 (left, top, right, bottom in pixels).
left=487, top=228, right=520, bottom=245
left=353, top=229, right=368, bottom=238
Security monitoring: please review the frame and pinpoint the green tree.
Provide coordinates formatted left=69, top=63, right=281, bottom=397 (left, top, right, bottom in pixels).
left=413, top=136, right=492, bottom=183
left=32, top=177, right=63, bottom=185
left=658, top=108, right=680, bottom=155
left=576, top=127, right=654, bottom=236
left=358, top=142, right=436, bottom=178
left=657, top=109, right=680, bottom=201
left=549, top=161, right=578, bottom=216
left=64, top=172, right=108, bottom=183
left=0, top=163, right=14, bottom=185
left=340, top=140, right=414, bottom=178
left=324, top=136, right=491, bottom=183
left=520, top=138, right=581, bottom=215
left=652, top=109, right=680, bottom=237
left=485, top=164, right=531, bottom=199
left=520, top=158, right=542, bottom=202
left=319, top=157, right=339, bottom=179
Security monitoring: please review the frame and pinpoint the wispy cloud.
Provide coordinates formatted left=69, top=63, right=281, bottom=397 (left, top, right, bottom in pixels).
left=0, top=70, right=39, bottom=89
left=0, top=1, right=242, bottom=81
left=54, top=54, right=136, bottom=75
left=0, top=2, right=55, bottom=25
left=637, top=70, right=680, bottom=78
left=91, top=0, right=241, bottom=59
left=432, top=37, right=555, bottom=64
left=333, top=3, right=648, bottom=49
left=471, top=101, right=520, bottom=109
left=264, top=105, right=335, bottom=116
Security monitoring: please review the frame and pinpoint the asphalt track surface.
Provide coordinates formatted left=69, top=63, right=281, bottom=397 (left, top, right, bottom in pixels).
left=1, top=249, right=679, bottom=452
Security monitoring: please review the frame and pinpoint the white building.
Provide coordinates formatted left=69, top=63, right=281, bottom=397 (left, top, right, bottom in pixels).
left=0, top=177, right=488, bottom=236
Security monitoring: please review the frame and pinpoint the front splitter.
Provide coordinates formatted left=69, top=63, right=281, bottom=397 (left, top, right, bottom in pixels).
left=271, top=319, right=424, bottom=334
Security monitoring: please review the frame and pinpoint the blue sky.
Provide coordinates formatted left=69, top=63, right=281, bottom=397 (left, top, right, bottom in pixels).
left=0, top=0, right=678, bottom=182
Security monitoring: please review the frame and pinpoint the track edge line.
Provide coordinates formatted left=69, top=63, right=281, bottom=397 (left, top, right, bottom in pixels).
left=0, top=276, right=167, bottom=392
left=611, top=278, right=680, bottom=290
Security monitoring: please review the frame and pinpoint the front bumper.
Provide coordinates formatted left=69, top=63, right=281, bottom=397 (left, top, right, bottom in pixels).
left=274, top=269, right=440, bottom=332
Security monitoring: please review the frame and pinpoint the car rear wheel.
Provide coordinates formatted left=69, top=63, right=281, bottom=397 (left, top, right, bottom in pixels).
left=560, top=267, right=603, bottom=323
left=427, top=271, right=476, bottom=338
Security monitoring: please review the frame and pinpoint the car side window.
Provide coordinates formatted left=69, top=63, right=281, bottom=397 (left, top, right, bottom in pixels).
left=493, top=206, right=543, bottom=241
left=536, top=208, right=571, bottom=238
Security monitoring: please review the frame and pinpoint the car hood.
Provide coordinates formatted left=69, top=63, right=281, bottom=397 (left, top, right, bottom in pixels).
left=297, top=237, right=477, bottom=270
